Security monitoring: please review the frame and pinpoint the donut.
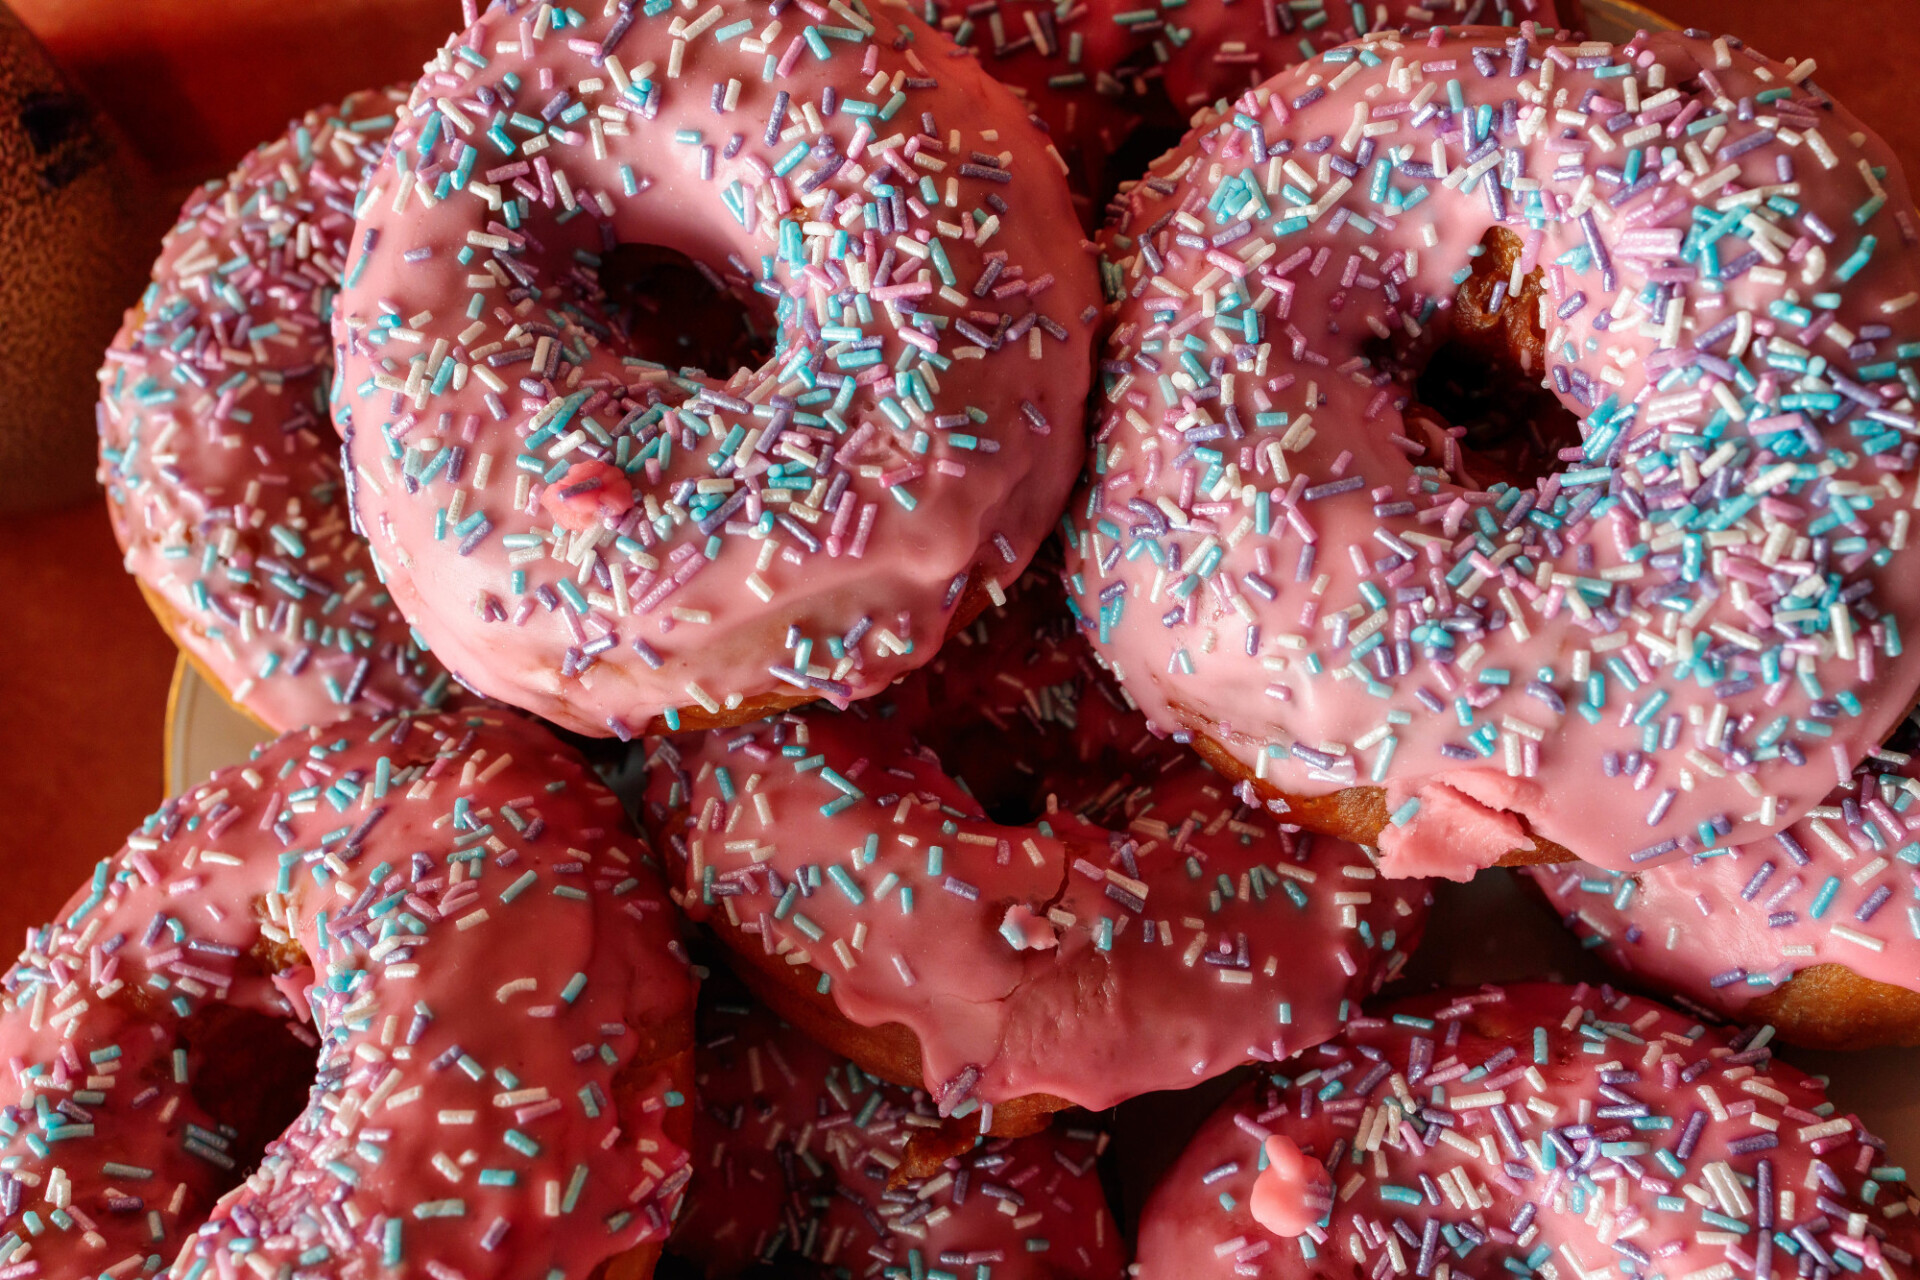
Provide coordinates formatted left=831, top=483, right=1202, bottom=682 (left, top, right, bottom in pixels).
left=0, top=708, right=697, bottom=1279
left=672, top=993, right=1124, bottom=1277
left=1144, top=0, right=1578, bottom=126
left=921, top=0, right=1582, bottom=227
left=922, top=0, right=1573, bottom=225
left=1064, top=24, right=1920, bottom=881
left=639, top=575, right=1430, bottom=1143
left=1135, top=981, right=1920, bottom=1280
left=1525, top=712, right=1920, bottom=1048
left=328, top=0, right=1102, bottom=740
left=96, top=89, right=461, bottom=734
left=100, top=87, right=771, bottom=734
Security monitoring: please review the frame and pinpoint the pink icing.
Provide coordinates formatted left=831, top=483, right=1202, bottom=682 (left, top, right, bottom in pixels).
left=1000, top=902, right=1061, bottom=949
left=1137, top=982, right=1920, bottom=1279
left=673, top=996, right=1125, bottom=1276
left=1065, top=26, right=1920, bottom=877
left=0, top=710, right=695, bottom=1278
left=640, top=578, right=1430, bottom=1113
left=1249, top=1134, right=1335, bottom=1238
left=540, top=459, right=637, bottom=532
left=96, top=89, right=456, bottom=733
left=1527, top=740, right=1920, bottom=1018
left=1381, top=775, right=1540, bottom=881
left=330, top=0, right=1099, bottom=739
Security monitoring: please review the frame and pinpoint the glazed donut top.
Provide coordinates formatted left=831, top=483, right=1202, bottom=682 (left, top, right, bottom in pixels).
left=330, top=0, right=1101, bottom=739
left=1528, top=723, right=1920, bottom=1013
left=1135, top=981, right=1920, bottom=1280
left=1067, top=25, right=1920, bottom=878
left=675, top=997, right=1124, bottom=1277
left=97, top=89, right=458, bottom=734
left=644, top=578, right=1430, bottom=1114
left=0, top=710, right=695, bottom=1279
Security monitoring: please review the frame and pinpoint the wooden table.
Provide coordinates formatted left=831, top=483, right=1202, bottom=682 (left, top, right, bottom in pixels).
left=4, top=0, right=1915, bottom=943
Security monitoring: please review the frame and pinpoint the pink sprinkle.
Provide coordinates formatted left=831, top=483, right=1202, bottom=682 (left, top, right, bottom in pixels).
left=849, top=503, right=877, bottom=559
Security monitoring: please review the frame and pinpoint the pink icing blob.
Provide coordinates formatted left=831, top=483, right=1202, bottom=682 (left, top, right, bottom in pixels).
left=1380, top=775, right=1540, bottom=881
left=540, top=459, right=637, bottom=532
left=1249, top=1134, right=1335, bottom=1238
left=1526, top=739, right=1920, bottom=1022
left=1000, top=902, right=1061, bottom=950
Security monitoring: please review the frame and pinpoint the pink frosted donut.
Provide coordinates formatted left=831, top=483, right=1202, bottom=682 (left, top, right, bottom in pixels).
left=97, top=89, right=459, bottom=733
left=1527, top=715, right=1920, bottom=1047
left=1065, top=25, right=1920, bottom=880
left=639, top=576, right=1430, bottom=1130
left=330, top=0, right=1101, bottom=740
left=0, top=709, right=696, bottom=1280
left=924, top=0, right=1145, bottom=217
left=673, top=995, right=1125, bottom=1277
left=1135, top=981, right=1920, bottom=1280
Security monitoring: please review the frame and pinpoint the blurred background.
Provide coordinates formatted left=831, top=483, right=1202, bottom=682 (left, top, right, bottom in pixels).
left=1, top=0, right=1915, bottom=945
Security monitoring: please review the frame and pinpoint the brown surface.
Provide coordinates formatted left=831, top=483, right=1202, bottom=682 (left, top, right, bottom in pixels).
left=9, top=0, right=464, bottom=192
left=0, top=501, right=177, bottom=942
left=1185, top=709, right=1582, bottom=866
left=0, top=5, right=156, bottom=513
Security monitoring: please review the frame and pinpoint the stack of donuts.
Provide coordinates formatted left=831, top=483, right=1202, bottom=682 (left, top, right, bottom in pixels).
left=20, top=0, right=1920, bottom=1275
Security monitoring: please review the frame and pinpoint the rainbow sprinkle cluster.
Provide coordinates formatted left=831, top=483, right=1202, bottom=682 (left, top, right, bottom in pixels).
left=1530, top=710, right=1920, bottom=1020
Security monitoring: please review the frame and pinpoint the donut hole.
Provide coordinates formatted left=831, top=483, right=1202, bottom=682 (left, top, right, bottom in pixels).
left=923, top=683, right=1170, bottom=828
left=1374, top=227, right=1585, bottom=492
left=1097, top=122, right=1186, bottom=216
left=176, top=1004, right=318, bottom=1183
left=1413, top=341, right=1584, bottom=492
left=932, top=720, right=1054, bottom=826
left=1883, top=711, right=1920, bottom=758
left=593, top=242, right=774, bottom=384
